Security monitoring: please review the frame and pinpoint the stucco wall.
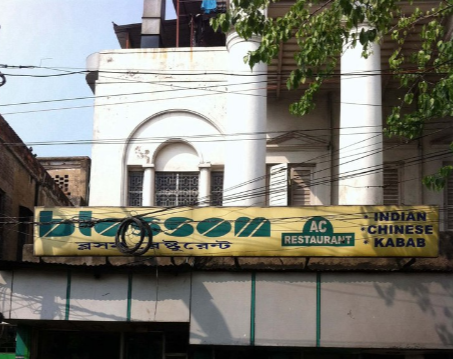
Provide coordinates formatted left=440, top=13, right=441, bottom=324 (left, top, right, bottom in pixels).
left=87, top=48, right=453, bottom=217
left=89, top=48, right=228, bottom=206
left=2, top=269, right=453, bottom=349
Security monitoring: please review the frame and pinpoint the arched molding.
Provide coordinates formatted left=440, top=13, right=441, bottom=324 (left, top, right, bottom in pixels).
left=151, top=138, right=203, bottom=166
left=127, top=109, right=224, bottom=144
left=121, top=110, right=223, bottom=205
left=122, top=109, right=224, bottom=166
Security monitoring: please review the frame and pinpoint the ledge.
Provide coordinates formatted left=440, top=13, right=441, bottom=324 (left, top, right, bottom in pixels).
left=18, top=232, right=453, bottom=272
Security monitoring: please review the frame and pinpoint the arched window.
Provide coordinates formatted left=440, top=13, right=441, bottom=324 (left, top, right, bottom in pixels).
left=155, top=172, right=199, bottom=206
left=127, top=142, right=224, bottom=207
left=155, top=142, right=200, bottom=206
left=124, top=111, right=225, bottom=207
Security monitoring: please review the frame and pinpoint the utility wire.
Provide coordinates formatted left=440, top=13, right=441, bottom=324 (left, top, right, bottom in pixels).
left=3, top=61, right=450, bottom=75
left=1, top=62, right=450, bottom=115
left=0, top=129, right=401, bottom=147
left=1, top=61, right=449, bottom=80
left=0, top=69, right=450, bottom=115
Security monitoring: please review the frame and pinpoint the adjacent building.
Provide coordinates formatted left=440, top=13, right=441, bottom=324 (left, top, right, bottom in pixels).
left=0, top=114, right=72, bottom=358
left=0, top=115, right=72, bottom=262
left=38, top=157, right=91, bottom=206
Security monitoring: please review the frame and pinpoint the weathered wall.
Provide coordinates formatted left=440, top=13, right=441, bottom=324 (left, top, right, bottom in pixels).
left=89, top=48, right=228, bottom=206
left=87, top=49, right=333, bottom=207
left=0, top=116, right=72, bottom=261
left=38, top=157, right=91, bottom=206
left=87, top=48, right=453, bottom=211
left=2, top=269, right=453, bottom=349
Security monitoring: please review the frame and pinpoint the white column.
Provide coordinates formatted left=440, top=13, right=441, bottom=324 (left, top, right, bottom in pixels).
left=198, top=164, right=211, bottom=206
left=339, top=23, right=383, bottom=205
left=142, top=164, right=155, bottom=206
left=223, top=32, right=267, bottom=206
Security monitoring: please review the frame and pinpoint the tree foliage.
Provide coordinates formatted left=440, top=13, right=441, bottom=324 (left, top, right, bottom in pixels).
left=213, top=0, right=453, bottom=190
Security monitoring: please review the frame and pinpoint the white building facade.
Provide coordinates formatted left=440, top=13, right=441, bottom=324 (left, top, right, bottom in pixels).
left=87, top=2, right=452, bottom=215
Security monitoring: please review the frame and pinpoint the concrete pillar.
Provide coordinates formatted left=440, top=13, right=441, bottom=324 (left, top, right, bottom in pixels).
left=223, top=32, right=267, bottom=206
left=339, top=22, right=383, bottom=205
left=198, top=164, right=211, bottom=206
left=142, top=165, right=155, bottom=206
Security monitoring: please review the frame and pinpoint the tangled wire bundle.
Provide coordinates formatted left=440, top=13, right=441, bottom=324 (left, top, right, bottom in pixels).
left=114, top=217, right=153, bottom=256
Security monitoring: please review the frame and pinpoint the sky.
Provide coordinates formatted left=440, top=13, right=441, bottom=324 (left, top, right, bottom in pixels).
left=0, top=0, right=175, bottom=157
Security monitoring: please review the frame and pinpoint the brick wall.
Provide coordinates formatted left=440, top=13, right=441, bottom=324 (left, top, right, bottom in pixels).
left=0, top=115, right=72, bottom=260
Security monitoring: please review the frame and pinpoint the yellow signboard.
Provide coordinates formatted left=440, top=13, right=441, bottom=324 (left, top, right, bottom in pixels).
left=34, top=206, right=439, bottom=257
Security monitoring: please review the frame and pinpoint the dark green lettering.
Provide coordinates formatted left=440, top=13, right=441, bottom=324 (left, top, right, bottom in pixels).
left=39, top=211, right=75, bottom=238
left=165, top=217, right=194, bottom=237
left=197, top=218, right=231, bottom=237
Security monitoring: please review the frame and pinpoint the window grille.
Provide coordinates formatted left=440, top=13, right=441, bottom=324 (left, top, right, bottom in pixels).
left=289, top=167, right=312, bottom=206
left=210, top=172, right=224, bottom=206
left=383, top=165, right=400, bottom=205
left=128, top=171, right=144, bottom=206
left=156, top=172, right=199, bottom=207
left=54, top=174, right=70, bottom=196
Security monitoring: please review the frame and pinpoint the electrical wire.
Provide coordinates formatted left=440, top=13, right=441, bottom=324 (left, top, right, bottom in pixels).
left=1, top=23, right=452, bottom=255
left=0, top=82, right=448, bottom=255
left=0, top=129, right=444, bottom=229
left=7, top=124, right=445, bottom=229
left=0, top=60, right=450, bottom=117
left=0, top=129, right=394, bottom=147
left=0, top=119, right=444, bottom=225
left=3, top=136, right=446, bottom=246
left=2, top=116, right=450, bottom=256
left=4, top=61, right=451, bottom=75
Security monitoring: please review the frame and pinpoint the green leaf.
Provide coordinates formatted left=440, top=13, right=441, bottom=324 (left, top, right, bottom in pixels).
left=359, top=28, right=368, bottom=45
left=218, top=0, right=453, bottom=189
